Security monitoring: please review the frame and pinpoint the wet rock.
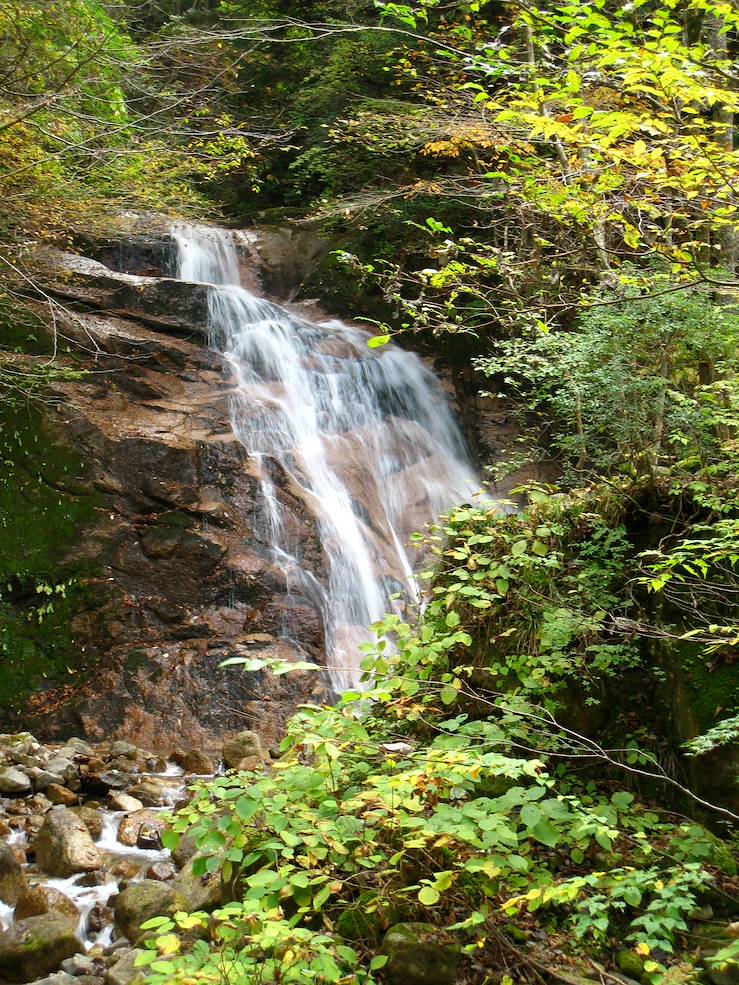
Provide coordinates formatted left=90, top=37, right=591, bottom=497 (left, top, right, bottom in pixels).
left=0, top=767, right=32, bottom=795
left=136, top=821, right=163, bottom=851
left=112, top=861, right=141, bottom=882
left=125, top=778, right=173, bottom=808
left=34, top=808, right=102, bottom=877
left=96, top=772, right=128, bottom=792
left=26, top=815, right=45, bottom=839
left=108, top=794, right=143, bottom=813
left=117, top=811, right=164, bottom=848
left=145, top=861, right=176, bottom=882
left=15, top=886, right=80, bottom=922
left=222, top=731, right=269, bottom=770
left=113, top=882, right=189, bottom=944
left=86, top=903, right=111, bottom=937
left=104, top=948, right=146, bottom=985
left=0, top=843, right=27, bottom=904
left=179, top=750, right=215, bottom=775
left=172, top=857, right=221, bottom=911
left=48, top=784, right=79, bottom=807
left=0, top=913, right=81, bottom=982
left=382, top=923, right=460, bottom=985
left=75, top=807, right=104, bottom=841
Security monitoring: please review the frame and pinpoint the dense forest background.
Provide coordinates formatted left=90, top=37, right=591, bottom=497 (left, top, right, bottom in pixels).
left=1, top=1, right=738, bottom=983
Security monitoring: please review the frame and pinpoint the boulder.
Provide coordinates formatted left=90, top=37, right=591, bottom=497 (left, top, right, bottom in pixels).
left=109, top=742, right=140, bottom=760
left=28, top=768, right=64, bottom=792
left=34, top=808, right=102, bottom=877
left=108, top=793, right=143, bottom=813
left=172, top=857, right=222, bottom=911
left=146, top=861, right=176, bottom=882
left=0, top=844, right=26, bottom=905
left=63, top=738, right=94, bottom=756
left=117, top=811, right=165, bottom=848
left=0, top=913, right=81, bottom=982
left=179, top=750, right=215, bottom=775
left=222, top=731, right=269, bottom=770
left=47, top=784, right=79, bottom=807
left=15, top=885, right=81, bottom=922
left=61, top=953, right=104, bottom=976
left=0, top=767, right=32, bottom=795
left=125, top=778, right=173, bottom=808
left=172, top=830, right=199, bottom=868
left=104, top=948, right=146, bottom=985
left=382, top=923, right=460, bottom=985
left=46, top=759, right=79, bottom=789
left=113, top=882, right=189, bottom=944
left=22, top=973, right=79, bottom=985
left=76, top=806, right=104, bottom=841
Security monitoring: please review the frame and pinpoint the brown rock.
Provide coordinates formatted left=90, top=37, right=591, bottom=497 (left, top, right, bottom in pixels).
left=113, top=881, right=190, bottom=944
left=76, top=806, right=104, bottom=841
left=47, top=784, right=79, bottom=806
left=180, top=750, right=215, bottom=775
left=146, top=862, right=176, bottom=882
left=0, top=844, right=26, bottom=905
left=34, top=808, right=102, bottom=877
left=15, top=885, right=81, bottom=922
left=0, top=913, right=81, bottom=982
left=108, top=793, right=144, bottom=813
left=222, top=731, right=270, bottom=770
left=117, top=811, right=164, bottom=848
left=125, top=778, right=173, bottom=808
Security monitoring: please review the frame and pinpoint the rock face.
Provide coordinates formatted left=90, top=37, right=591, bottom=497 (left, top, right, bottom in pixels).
left=34, top=807, right=102, bottom=877
left=0, top=913, right=81, bottom=982
left=9, top=244, right=329, bottom=750
left=6, top=214, right=481, bottom=751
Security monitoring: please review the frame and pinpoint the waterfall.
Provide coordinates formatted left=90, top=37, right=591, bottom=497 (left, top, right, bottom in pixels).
left=172, top=223, right=481, bottom=692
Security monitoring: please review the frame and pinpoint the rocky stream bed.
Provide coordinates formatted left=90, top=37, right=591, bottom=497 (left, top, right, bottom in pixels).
left=0, top=729, right=270, bottom=984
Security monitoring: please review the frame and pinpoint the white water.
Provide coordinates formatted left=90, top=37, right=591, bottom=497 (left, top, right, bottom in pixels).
left=174, top=224, right=481, bottom=690
left=42, top=873, right=118, bottom=949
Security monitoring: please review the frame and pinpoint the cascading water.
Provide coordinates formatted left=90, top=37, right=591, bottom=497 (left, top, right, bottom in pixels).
left=173, top=224, right=481, bottom=691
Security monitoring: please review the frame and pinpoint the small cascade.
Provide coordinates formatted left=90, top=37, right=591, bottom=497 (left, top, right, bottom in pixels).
left=173, top=224, right=481, bottom=691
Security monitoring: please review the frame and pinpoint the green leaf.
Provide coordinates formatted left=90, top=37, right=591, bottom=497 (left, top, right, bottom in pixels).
left=418, top=886, right=441, bottom=906
left=140, top=916, right=173, bottom=931
left=368, top=334, right=391, bottom=348
left=520, top=803, right=541, bottom=829
left=445, top=610, right=461, bottom=628
left=531, top=818, right=561, bottom=847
